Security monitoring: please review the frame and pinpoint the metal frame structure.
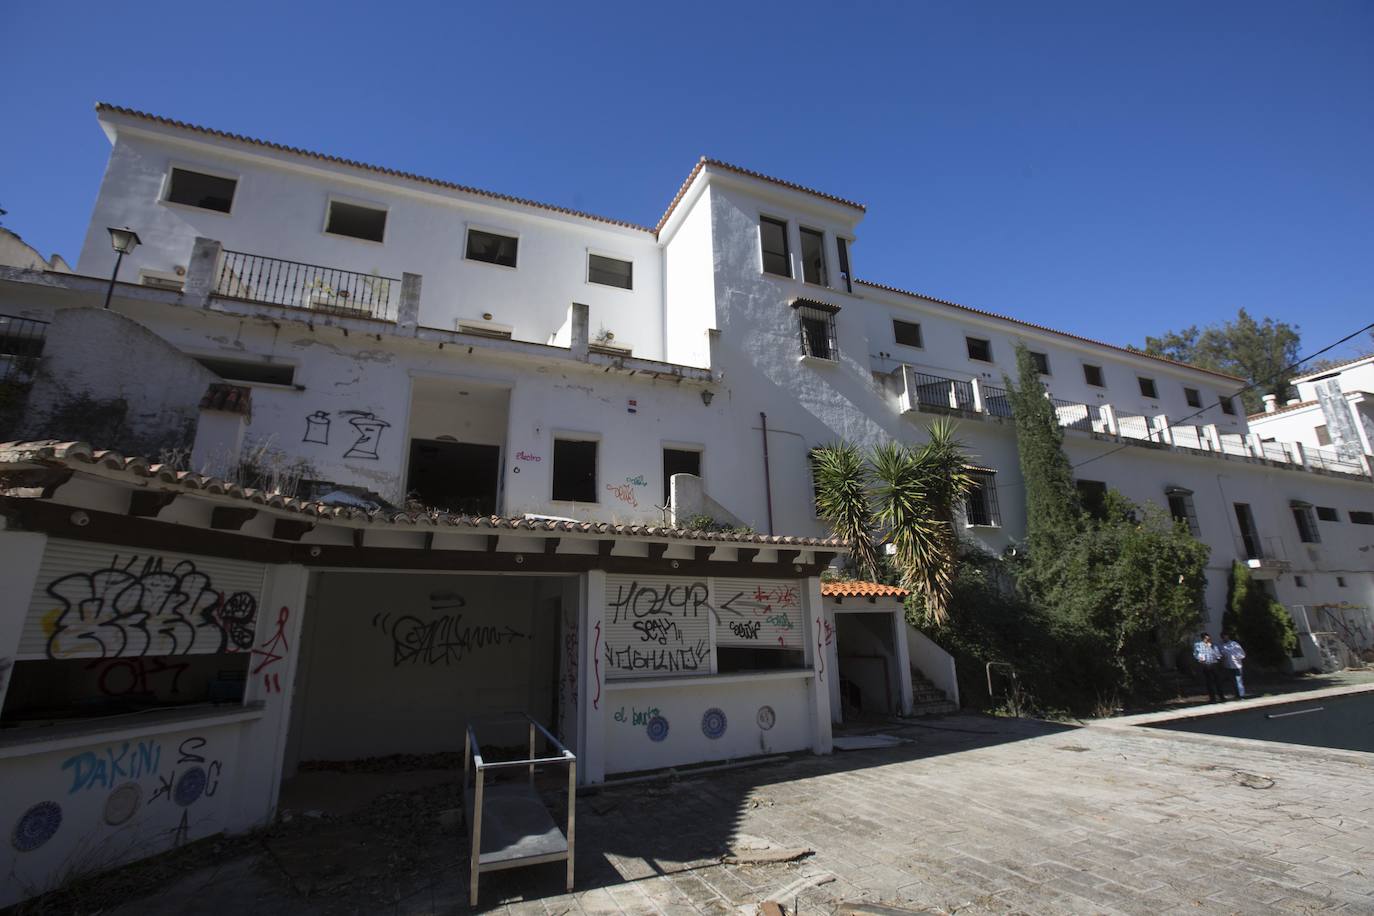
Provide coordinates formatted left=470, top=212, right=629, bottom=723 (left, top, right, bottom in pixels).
left=463, top=713, right=575, bottom=907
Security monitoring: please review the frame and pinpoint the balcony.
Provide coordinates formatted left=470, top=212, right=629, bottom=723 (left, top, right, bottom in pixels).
left=215, top=249, right=400, bottom=321
left=1237, top=535, right=1290, bottom=579
left=894, top=362, right=1372, bottom=481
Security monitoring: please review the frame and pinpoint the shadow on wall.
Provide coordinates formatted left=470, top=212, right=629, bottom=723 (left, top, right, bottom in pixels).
left=16, top=308, right=216, bottom=456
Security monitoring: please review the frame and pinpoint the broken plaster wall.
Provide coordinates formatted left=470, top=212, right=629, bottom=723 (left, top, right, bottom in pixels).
left=17, top=308, right=216, bottom=458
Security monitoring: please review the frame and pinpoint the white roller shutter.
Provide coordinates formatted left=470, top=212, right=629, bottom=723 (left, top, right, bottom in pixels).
left=712, top=578, right=804, bottom=649
left=603, top=574, right=712, bottom=679
left=20, top=539, right=268, bottom=661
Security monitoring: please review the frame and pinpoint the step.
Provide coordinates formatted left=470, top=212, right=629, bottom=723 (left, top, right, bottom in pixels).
left=907, top=700, right=958, bottom=717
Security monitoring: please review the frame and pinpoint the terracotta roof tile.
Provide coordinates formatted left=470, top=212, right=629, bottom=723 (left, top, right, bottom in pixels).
left=856, top=279, right=1248, bottom=384
left=0, top=439, right=847, bottom=550
left=199, top=383, right=252, bottom=417
left=1247, top=399, right=1317, bottom=420
left=821, top=580, right=910, bottom=598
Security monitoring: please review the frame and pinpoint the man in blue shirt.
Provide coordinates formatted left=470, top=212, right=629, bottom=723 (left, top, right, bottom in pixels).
left=1193, top=633, right=1224, bottom=703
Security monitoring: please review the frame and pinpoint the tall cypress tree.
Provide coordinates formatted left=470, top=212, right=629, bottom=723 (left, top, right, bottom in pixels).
left=1006, top=343, right=1082, bottom=567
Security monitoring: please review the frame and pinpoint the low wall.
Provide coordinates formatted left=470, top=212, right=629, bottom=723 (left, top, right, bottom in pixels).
left=905, top=623, right=960, bottom=708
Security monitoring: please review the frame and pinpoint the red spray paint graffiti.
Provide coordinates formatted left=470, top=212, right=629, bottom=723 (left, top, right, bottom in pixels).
left=251, top=606, right=290, bottom=693
left=592, top=620, right=602, bottom=710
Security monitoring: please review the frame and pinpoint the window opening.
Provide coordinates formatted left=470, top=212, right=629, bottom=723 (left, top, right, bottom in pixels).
left=552, top=439, right=597, bottom=502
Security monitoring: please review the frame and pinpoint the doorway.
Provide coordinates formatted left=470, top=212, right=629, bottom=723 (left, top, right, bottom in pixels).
left=835, top=612, right=902, bottom=721
left=407, top=439, right=500, bottom=514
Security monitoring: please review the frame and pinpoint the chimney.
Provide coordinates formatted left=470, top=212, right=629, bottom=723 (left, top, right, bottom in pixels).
left=1262, top=394, right=1278, bottom=413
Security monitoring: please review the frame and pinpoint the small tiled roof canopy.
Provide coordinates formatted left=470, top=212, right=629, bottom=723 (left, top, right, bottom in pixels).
left=199, top=383, right=252, bottom=417
left=821, top=580, right=911, bottom=598
left=0, top=440, right=847, bottom=549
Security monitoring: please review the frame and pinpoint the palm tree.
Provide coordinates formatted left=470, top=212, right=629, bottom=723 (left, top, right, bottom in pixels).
left=811, top=419, right=975, bottom=625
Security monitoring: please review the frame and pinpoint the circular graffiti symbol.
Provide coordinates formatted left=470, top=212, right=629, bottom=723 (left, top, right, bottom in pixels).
left=756, top=705, right=776, bottom=731
left=646, top=715, right=670, bottom=742
left=104, top=782, right=143, bottom=826
left=701, top=707, right=728, bottom=740
left=173, top=766, right=208, bottom=807
left=218, top=592, right=259, bottom=650
left=12, top=801, right=62, bottom=853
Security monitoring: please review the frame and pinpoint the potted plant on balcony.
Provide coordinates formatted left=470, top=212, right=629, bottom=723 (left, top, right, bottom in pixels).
left=305, top=278, right=352, bottom=312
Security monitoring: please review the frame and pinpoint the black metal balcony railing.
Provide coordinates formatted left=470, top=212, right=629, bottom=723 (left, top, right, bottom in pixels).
left=0, top=313, right=49, bottom=384
left=216, top=250, right=398, bottom=321
left=909, top=371, right=975, bottom=412
left=1049, top=396, right=1094, bottom=432
left=981, top=384, right=1014, bottom=418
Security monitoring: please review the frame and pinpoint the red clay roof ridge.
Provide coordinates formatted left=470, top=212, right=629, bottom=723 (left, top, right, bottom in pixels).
left=654, top=156, right=866, bottom=235
left=856, top=279, right=1249, bottom=384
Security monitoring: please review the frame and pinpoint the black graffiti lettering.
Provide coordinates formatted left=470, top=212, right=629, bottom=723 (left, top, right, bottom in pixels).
left=728, top=620, right=762, bottom=640
left=177, top=737, right=207, bottom=765
left=44, top=555, right=258, bottom=660
left=631, top=619, right=681, bottom=645
left=373, top=612, right=530, bottom=667
left=606, top=638, right=709, bottom=673
left=205, top=760, right=222, bottom=797
left=148, top=772, right=174, bottom=806
left=608, top=581, right=710, bottom=624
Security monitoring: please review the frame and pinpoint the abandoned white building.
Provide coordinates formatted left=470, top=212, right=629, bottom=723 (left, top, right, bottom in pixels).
left=0, top=104, right=1370, bottom=904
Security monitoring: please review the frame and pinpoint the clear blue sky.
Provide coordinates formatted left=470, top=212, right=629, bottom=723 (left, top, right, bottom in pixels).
left=4, top=0, right=1371, bottom=362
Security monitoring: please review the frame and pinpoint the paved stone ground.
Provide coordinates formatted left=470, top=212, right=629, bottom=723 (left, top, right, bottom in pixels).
left=37, top=704, right=1374, bottom=916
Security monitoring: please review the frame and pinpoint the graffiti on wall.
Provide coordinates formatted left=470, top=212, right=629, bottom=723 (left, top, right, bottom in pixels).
left=251, top=606, right=291, bottom=693
left=42, top=556, right=259, bottom=660
left=612, top=705, right=661, bottom=726
left=85, top=656, right=190, bottom=697
left=371, top=611, right=530, bottom=667
left=300, top=409, right=390, bottom=460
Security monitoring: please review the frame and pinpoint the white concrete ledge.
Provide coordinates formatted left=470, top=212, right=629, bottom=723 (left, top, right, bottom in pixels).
left=0, top=703, right=266, bottom=759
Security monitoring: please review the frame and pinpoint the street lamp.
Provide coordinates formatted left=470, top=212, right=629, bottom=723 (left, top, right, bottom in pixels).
left=101, top=227, right=141, bottom=310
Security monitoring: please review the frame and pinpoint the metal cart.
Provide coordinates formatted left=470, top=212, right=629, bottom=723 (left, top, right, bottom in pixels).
left=463, top=713, right=575, bottom=906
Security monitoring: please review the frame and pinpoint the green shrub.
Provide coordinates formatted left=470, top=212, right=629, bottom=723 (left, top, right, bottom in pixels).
left=1223, top=561, right=1299, bottom=668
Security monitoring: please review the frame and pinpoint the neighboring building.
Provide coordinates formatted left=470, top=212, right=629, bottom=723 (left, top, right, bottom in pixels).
left=0, top=227, right=71, bottom=274
left=1249, top=355, right=1374, bottom=461
left=1, top=104, right=1371, bottom=903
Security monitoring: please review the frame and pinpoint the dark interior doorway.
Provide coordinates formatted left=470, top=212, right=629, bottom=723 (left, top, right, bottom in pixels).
left=407, top=439, right=500, bottom=514
left=663, top=447, right=702, bottom=503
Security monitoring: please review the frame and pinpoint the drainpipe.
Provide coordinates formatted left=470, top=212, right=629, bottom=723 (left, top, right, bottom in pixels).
left=760, top=412, right=775, bottom=535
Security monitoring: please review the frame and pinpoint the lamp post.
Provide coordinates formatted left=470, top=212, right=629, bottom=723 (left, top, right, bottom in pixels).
left=102, top=227, right=141, bottom=310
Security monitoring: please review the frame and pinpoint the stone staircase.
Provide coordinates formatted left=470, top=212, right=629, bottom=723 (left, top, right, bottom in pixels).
left=908, top=669, right=958, bottom=717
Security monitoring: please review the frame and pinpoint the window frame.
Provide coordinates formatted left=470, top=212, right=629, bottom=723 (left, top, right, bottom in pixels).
left=759, top=215, right=792, bottom=278
left=1315, top=506, right=1339, bottom=522
left=661, top=444, right=704, bottom=505
left=1290, top=501, right=1321, bottom=544
left=551, top=435, right=599, bottom=504
left=798, top=226, right=829, bottom=287
left=192, top=354, right=297, bottom=388
left=1165, top=486, right=1201, bottom=537
left=1137, top=376, right=1159, bottom=400
left=892, top=318, right=923, bottom=349
left=1350, top=510, right=1374, bottom=526
left=1219, top=396, right=1237, bottom=416
left=963, top=469, right=1002, bottom=528
left=1183, top=387, right=1202, bottom=408
left=322, top=195, right=389, bottom=245
left=1082, top=363, right=1106, bottom=388
left=965, top=336, right=993, bottom=363
left=1315, top=425, right=1332, bottom=446
left=1028, top=351, right=1051, bottom=376
left=586, top=250, right=634, bottom=290
left=836, top=236, right=854, bottom=293
left=464, top=224, right=521, bottom=269
left=794, top=299, right=839, bottom=362
left=159, top=162, right=240, bottom=215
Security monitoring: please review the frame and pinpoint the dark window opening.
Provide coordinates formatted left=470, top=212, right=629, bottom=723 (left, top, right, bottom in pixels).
left=1337, top=576, right=1348, bottom=587
left=196, top=357, right=295, bottom=386
left=760, top=217, right=791, bottom=277
left=1219, top=396, right=1237, bottom=416
left=466, top=229, right=519, bottom=267
left=1234, top=503, right=1261, bottom=559
left=964, top=471, right=1001, bottom=527
left=716, top=647, right=806, bottom=673
left=1291, top=502, right=1320, bottom=544
left=1315, top=425, right=1331, bottom=446
left=1083, top=364, right=1105, bottom=387
left=1184, top=388, right=1202, bottom=408
left=406, top=439, right=500, bottom=515
left=1350, top=510, right=1374, bottom=525
left=1, top=654, right=249, bottom=726
left=800, top=227, right=828, bottom=286
left=1029, top=351, right=1050, bottom=375
left=836, top=237, right=853, bottom=292
left=663, top=448, right=702, bottom=505
left=1294, top=575, right=1306, bottom=587
left=326, top=201, right=387, bottom=243
left=966, top=337, right=992, bottom=362
left=1138, top=377, right=1158, bottom=399
left=553, top=439, right=597, bottom=502
left=794, top=301, right=839, bottom=361
left=1166, top=488, right=1200, bottom=536
left=1077, top=480, right=1109, bottom=520
left=893, top=319, right=922, bottom=348
left=588, top=254, right=633, bottom=289
left=1315, top=506, right=1338, bottom=522
left=166, top=168, right=236, bottom=213
left=0, top=314, right=48, bottom=384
